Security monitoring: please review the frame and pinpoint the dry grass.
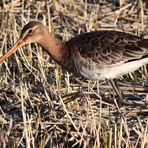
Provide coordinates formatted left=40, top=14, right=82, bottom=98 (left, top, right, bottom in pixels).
left=0, top=0, right=148, bottom=147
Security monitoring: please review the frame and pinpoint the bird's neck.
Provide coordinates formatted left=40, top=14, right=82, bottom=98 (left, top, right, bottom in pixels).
left=37, top=32, right=68, bottom=67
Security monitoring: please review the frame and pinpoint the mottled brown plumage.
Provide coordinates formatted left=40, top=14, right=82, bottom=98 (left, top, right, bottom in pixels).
left=0, top=21, right=148, bottom=100
left=67, top=31, right=148, bottom=65
left=65, top=30, right=148, bottom=80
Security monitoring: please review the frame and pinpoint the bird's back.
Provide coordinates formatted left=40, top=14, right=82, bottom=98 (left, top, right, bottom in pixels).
left=65, top=30, right=148, bottom=80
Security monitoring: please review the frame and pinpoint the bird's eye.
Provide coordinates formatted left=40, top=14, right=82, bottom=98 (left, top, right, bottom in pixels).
left=28, top=29, right=33, bottom=34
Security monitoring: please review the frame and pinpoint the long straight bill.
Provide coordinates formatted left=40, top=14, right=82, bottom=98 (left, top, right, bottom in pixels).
left=0, top=39, right=24, bottom=63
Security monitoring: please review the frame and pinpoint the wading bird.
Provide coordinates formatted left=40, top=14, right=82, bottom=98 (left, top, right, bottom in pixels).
left=0, top=21, right=148, bottom=101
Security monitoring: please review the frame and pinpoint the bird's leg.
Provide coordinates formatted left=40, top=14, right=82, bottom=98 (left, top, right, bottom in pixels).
left=109, top=79, right=123, bottom=102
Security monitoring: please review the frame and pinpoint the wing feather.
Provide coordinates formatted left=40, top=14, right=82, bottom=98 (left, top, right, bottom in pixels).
left=66, top=31, right=148, bottom=65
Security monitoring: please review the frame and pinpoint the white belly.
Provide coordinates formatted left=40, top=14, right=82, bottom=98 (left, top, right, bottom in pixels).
left=79, top=57, right=148, bottom=80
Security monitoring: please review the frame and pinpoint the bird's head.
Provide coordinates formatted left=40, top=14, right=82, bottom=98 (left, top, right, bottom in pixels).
left=0, top=21, right=46, bottom=62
